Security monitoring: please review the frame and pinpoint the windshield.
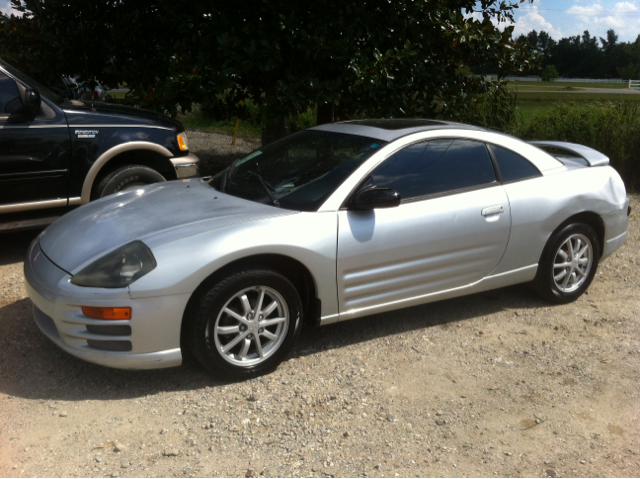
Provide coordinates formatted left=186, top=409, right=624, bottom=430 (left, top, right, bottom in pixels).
left=0, top=59, right=64, bottom=105
left=211, top=130, right=386, bottom=211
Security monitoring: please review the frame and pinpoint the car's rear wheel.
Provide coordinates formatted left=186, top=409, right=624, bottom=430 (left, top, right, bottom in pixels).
left=534, top=223, right=600, bottom=304
left=92, top=164, right=166, bottom=199
left=189, top=269, right=302, bottom=378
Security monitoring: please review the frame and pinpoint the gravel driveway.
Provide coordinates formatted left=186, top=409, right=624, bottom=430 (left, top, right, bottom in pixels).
left=0, top=132, right=638, bottom=477
left=187, top=129, right=261, bottom=177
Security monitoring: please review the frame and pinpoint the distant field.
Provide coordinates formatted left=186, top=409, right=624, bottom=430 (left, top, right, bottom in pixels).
left=511, top=86, right=588, bottom=92
left=509, top=80, right=630, bottom=90
left=516, top=91, right=640, bottom=128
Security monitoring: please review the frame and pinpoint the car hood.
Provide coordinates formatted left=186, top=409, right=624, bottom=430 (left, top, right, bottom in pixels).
left=39, top=179, right=294, bottom=274
left=62, top=100, right=184, bottom=131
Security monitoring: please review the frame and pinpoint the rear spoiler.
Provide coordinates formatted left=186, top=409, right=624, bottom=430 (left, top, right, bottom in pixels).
left=529, top=141, right=610, bottom=167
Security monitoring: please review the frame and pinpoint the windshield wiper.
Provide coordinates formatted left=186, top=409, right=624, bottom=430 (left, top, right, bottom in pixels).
left=247, top=170, right=280, bottom=207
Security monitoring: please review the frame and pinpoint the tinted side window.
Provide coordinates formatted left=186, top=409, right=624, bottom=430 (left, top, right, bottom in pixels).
left=491, top=145, right=540, bottom=182
left=0, top=72, right=23, bottom=115
left=367, top=139, right=496, bottom=200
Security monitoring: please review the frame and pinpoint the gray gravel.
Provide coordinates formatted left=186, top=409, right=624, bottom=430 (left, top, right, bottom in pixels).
left=0, top=138, right=639, bottom=477
left=186, top=129, right=260, bottom=177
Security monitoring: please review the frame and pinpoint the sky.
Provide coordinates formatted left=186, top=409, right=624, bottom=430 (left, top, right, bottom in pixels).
left=1, top=0, right=639, bottom=43
left=508, top=0, right=640, bottom=42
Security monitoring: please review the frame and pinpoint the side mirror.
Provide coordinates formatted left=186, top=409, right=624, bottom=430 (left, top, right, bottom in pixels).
left=23, top=88, right=41, bottom=116
left=350, top=186, right=401, bottom=210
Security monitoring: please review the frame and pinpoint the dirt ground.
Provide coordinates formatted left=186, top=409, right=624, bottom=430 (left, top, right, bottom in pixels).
left=0, top=134, right=638, bottom=477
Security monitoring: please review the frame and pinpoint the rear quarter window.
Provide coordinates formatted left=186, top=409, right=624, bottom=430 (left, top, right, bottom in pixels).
left=490, top=145, right=541, bottom=183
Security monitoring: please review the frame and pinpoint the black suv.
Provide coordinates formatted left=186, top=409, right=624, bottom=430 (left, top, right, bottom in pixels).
left=0, top=58, right=199, bottom=231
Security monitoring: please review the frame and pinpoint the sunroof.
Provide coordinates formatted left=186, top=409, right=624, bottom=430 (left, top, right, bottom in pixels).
left=347, top=119, right=446, bottom=130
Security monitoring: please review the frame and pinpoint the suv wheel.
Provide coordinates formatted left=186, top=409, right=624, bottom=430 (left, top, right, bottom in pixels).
left=92, top=164, right=166, bottom=199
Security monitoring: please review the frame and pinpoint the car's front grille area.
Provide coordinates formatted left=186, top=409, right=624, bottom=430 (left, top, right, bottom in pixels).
left=86, top=324, right=132, bottom=336
left=87, top=339, right=132, bottom=352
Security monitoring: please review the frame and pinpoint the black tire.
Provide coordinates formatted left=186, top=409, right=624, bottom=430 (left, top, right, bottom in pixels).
left=92, top=164, right=166, bottom=200
left=188, top=269, right=303, bottom=378
left=534, top=223, right=600, bottom=304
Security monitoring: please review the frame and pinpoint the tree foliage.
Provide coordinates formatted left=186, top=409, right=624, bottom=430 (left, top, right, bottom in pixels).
left=541, top=65, right=559, bottom=81
left=0, top=0, right=537, bottom=135
left=517, top=28, right=640, bottom=80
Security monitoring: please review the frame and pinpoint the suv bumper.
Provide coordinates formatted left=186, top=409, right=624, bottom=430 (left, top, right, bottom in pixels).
left=170, top=153, right=200, bottom=179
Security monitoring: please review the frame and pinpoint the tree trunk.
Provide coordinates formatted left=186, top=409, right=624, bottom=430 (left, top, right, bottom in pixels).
left=316, top=102, right=335, bottom=125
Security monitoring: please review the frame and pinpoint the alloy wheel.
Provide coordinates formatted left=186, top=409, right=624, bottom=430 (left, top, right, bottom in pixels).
left=208, top=286, right=289, bottom=367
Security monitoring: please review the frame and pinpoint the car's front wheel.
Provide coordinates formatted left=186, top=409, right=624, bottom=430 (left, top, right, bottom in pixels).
left=534, top=223, right=600, bottom=303
left=189, top=269, right=303, bottom=378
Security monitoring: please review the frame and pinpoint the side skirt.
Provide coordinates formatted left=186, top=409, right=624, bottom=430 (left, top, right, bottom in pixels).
left=320, top=264, right=538, bottom=326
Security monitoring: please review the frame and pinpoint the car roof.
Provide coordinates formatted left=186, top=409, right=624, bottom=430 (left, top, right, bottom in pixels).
left=310, top=119, right=487, bottom=142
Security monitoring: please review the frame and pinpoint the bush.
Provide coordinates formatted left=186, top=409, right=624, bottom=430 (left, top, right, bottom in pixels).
left=522, top=102, right=640, bottom=189
left=450, top=86, right=519, bottom=134
left=541, top=65, right=559, bottom=82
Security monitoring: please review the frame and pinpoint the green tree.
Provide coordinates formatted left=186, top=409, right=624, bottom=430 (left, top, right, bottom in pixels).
left=617, top=63, right=640, bottom=80
left=541, top=65, right=559, bottom=81
left=1, top=0, right=538, bottom=137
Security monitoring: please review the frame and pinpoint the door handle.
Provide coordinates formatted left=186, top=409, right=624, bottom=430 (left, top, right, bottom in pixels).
left=481, top=205, right=505, bottom=217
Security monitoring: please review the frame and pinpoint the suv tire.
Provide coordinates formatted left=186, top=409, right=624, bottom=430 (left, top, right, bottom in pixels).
left=92, top=164, right=166, bottom=199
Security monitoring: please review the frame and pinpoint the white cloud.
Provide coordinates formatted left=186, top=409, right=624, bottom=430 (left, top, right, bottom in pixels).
left=566, top=2, right=639, bottom=39
left=511, top=7, right=564, bottom=39
left=0, top=0, right=15, bottom=16
left=466, top=6, right=564, bottom=40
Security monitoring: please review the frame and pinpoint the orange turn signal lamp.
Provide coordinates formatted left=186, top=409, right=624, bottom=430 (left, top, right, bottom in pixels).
left=82, top=306, right=132, bottom=320
left=177, top=132, right=188, bottom=151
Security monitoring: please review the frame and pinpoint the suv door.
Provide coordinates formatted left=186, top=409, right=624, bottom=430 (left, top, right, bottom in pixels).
left=337, top=138, right=512, bottom=317
left=0, top=70, right=72, bottom=209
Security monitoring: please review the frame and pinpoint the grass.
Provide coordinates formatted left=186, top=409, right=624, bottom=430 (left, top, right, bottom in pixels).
left=515, top=91, right=640, bottom=130
left=508, top=80, right=631, bottom=90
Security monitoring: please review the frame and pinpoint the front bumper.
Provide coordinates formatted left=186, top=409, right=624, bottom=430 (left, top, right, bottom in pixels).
left=25, top=239, right=189, bottom=370
left=170, top=152, right=200, bottom=179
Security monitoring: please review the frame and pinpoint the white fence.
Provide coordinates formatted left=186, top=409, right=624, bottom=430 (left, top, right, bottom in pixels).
left=630, top=80, right=640, bottom=89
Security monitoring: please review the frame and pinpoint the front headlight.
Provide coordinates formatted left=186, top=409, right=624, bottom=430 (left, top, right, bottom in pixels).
left=177, top=132, right=189, bottom=151
left=70, top=241, right=157, bottom=288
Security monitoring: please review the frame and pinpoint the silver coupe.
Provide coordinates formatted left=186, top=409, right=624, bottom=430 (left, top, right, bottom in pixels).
left=24, top=119, right=630, bottom=377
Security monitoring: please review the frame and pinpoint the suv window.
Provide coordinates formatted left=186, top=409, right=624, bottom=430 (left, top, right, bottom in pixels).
left=0, top=72, right=23, bottom=115
left=490, top=145, right=541, bottom=182
left=364, top=139, right=497, bottom=200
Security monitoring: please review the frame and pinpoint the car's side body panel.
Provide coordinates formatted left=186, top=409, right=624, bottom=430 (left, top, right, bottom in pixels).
left=494, top=165, right=628, bottom=275
left=336, top=185, right=512, bottom=319
left=0, top=68, right=73, bottom=209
